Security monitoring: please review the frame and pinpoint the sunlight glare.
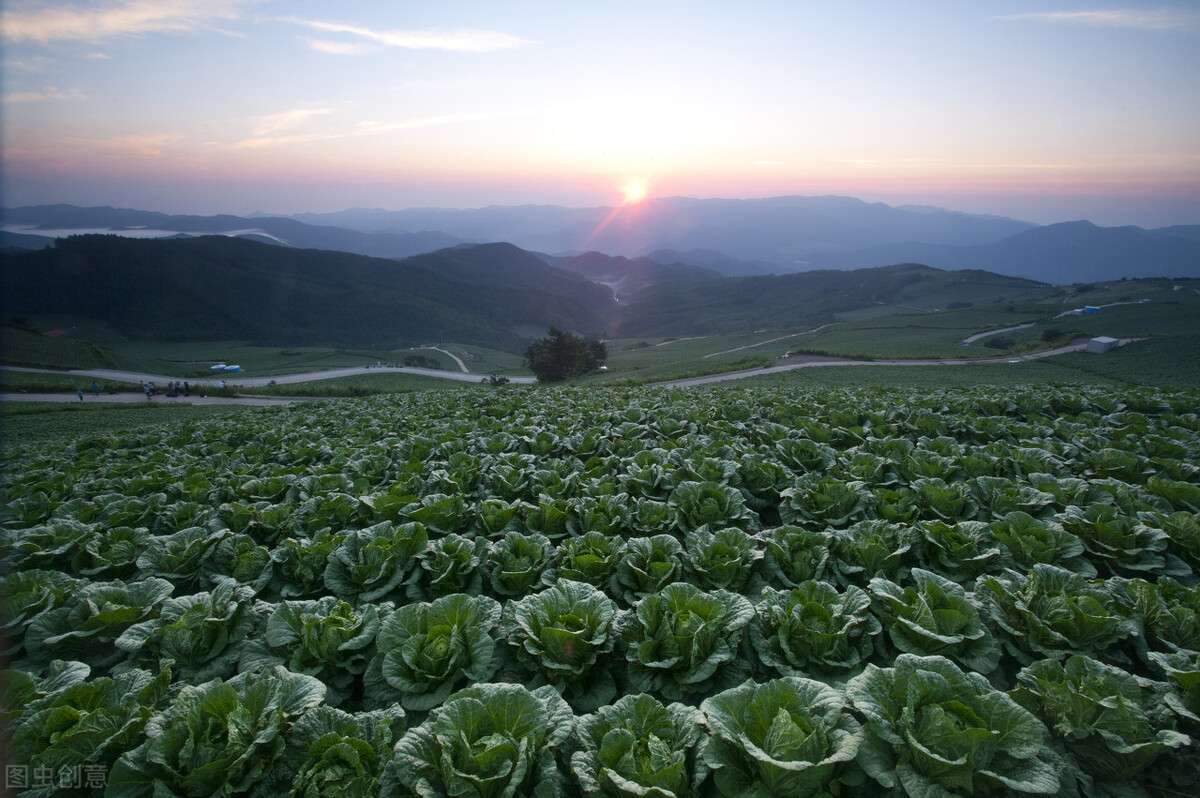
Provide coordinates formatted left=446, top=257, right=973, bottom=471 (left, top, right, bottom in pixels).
left=622, top=179, right=647, bottom=205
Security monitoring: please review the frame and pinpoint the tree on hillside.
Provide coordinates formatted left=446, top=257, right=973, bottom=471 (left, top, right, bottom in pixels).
left=525, top=327, right=607, bottom=382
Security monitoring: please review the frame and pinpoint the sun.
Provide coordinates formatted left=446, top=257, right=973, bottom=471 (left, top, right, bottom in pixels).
left=622, top=179, right=647, bottom=205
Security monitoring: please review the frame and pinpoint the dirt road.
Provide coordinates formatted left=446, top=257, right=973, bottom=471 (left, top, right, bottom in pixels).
left=0, top=391, right=315, bottom=406
left=2, top=364, right=536, bottom=388
left=658, top=339, right=1099, bottom=387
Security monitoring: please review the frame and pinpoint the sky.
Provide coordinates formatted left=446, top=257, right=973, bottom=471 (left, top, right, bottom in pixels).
left=3, top=1, right=1199, bottom=227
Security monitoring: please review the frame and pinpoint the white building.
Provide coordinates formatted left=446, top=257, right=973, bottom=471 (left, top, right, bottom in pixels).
left=1086, top=336, right=1119, bottom=354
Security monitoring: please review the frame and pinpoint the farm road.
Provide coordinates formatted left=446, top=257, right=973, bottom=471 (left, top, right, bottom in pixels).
left=658, top=339, right=1101, bottom=387
left=1, top=391, right=310, bottom=406
left=2, top=364, right=536, bottom=388
left=414, top=346, right=470, bottom=372
left=960, top=323, right=1035, bottom=345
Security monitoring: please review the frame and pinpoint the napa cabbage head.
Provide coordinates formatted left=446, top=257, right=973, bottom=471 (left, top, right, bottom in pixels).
left=136, top=526, right=227, bottom=589
left=7, top=663, right=172, bottom=789
left=683, top=525, right=760, bottom=592
left=501, top=579, right=617, bottom=711
left=278, top=705, right=407, bottom=798
left=758, top=526, right=833, bottom=588
left=323, top=520, right=427, bottom=603
left=911, top=477, right=978, bottom=522
left=847, top=654, right=1061, bottom=797
left=750, top=582, right=881, bottom=677
left=977, top=564, right=1138, bottom=666
left=1110, top=576, right=1200, bottom=661
left=205, top=533, right=274, bottom=594
left=70, top=525, right=148, bottom=579
left=869, top=568, right=1000, bottom=675
left=1012, top=654, right=1191, bottom=789
left=239, top=596, right=384, bottom=706
left=916, top=520, right=1003, bottom=586
left=23, top=577, right=175, bottom=668
left=702, top=677, right=862, bottom=797
left=407, top=533, right=487, bottom=601
left=618, top=582, right=754, bottom=701
left=0, top=568, right=81, bottom=658
left=610, top=534, right=684, bottom=607
left=671, top=480, right=758, bottom=532
left=556, top=531, right=625, bottom=588
left=968, top=475, right=1056, bottom=519
left=779, top=475, right=874, bottom=527
left=987, top=511, right=1096, bottom=577
left=116, top=580, right=264, bottom=683
left=486, top=530, right=558, bottom=598
left=384, top=682, right=573, bottom=798
left=1057, top=503, right=1188, bottom=578
left=570, top=693, right=708, bottom=798
left=106, top=666, right=326, bottom=798
left=366, top=592, right=501, bottom=711
left=270, top=528, right=347, bottom=599
left=830, top=520, right=918, bottom=587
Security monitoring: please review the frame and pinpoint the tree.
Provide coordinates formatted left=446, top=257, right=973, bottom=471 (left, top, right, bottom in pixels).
left=525, top=327, right=607, bottom=382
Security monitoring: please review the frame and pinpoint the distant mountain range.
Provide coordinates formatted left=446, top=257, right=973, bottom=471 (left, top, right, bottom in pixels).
left=802, top=220, right=1200, bottom=284
left=4, top=196, right=1199, bottom=284
left=0, top=204, right=461, bottom=259
left=288, top=195, right=1037, bottom=268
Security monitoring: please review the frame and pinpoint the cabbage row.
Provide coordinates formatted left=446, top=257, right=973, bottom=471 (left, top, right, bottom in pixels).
left=3, top=384, right=1200, bottom=796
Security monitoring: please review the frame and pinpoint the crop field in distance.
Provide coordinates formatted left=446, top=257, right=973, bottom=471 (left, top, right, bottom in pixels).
left=3, top=383, right=1200, bottom=796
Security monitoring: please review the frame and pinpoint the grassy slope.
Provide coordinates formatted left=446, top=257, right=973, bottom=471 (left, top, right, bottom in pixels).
left=617, top=263, right=1057, bottom=338
left=0, top=327, right=117, bottom=370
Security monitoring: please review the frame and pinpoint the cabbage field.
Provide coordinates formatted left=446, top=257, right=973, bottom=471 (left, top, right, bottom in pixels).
left=3, top=384, right=1200, bottom=797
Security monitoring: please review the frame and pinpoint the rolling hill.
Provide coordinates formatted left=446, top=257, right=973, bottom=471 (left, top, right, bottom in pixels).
left=614, top=263, right=1055, bottom=338
left=0, top=232, right=1082, bottom=354
left=0, top=236, right=614, bottom=351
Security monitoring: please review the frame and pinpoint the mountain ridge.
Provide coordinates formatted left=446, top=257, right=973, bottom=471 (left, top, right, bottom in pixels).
left=0, top=204, right=461, bottom=259
left=5, top=197, right=1198, bottom=284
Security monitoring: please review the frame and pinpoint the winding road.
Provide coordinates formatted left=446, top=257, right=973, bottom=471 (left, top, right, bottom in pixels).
left=960, top=323, right=1035, bottom=345
left=656, top=339, right=1109, bottom=387
left=1, top=363, right=534, bottom=405
left=2, top=334, right=1126, bottom=401
left=2, top=364, right=534, bottom=387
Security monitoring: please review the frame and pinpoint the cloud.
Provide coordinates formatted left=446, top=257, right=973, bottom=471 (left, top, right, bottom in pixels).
left=997, top=9, right=1200, bottom=31
left=1, top=0, right=254, bottom=44
left=286, top=18, right=530, bottom=52
left=96, top=132, right=181, bottom=156
left=3, top=86, right=82, bottom=103
left=231, top=111, right=502, bottom=149
left=4, top=55, right=54, bottom=72
left=304, top=38, right=376, bottom=56
left=252, top=107, right=335, bottom=135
